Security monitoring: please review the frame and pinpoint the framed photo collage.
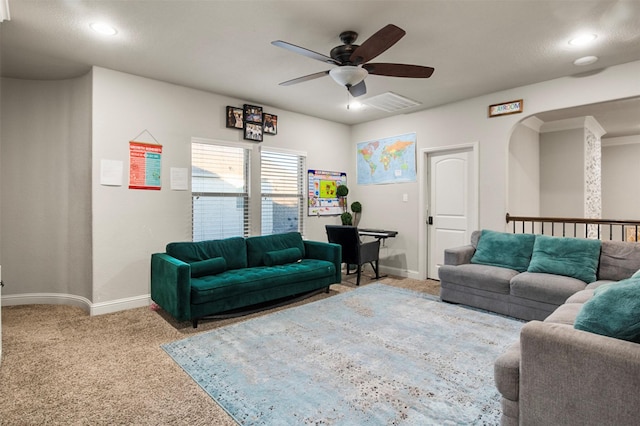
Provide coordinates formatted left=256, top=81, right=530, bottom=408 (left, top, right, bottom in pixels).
left=226, top=104, right=278, bottom=142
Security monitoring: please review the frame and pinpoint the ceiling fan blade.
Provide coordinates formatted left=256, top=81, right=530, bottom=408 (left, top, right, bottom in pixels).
left=349, top=24, right=406, bottom=65
left=348, top=80, right=367, bottom=97
left=279, top=70, right=330, bottom=86
left=271, top=40, right=340, bottom=65
left=363, top=63, right=435, bottom=78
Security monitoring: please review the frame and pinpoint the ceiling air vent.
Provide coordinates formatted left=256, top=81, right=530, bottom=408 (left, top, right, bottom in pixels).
left=360, top=92, right=422, bottom=112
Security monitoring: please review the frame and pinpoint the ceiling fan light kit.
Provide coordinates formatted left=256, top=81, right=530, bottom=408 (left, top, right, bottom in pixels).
left=272, top=24, right=434, bottom=99
left=329, top=66, right=368, bottom=87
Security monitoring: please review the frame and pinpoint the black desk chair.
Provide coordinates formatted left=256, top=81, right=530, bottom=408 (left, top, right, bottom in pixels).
left=325, top=225, right=380, bottom=286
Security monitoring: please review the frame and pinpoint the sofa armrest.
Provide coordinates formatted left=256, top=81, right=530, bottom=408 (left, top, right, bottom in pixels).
left=520, top=321, right=640, bottom=425
left=444, top=245, right=475, bottom=266
left=304, top=240, right=342, bottom=284
left=150, top=253, right=192, bottom=322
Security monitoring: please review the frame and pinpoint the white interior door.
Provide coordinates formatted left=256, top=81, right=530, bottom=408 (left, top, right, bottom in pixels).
left=427, top=149, right=474, bottom=279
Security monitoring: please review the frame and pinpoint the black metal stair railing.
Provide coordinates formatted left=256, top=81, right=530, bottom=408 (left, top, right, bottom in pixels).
left=506, top=213, right=640, bottom=242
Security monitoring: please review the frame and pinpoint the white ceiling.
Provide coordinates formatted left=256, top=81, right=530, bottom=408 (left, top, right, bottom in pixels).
left=1, top=0, right=639, bottom=134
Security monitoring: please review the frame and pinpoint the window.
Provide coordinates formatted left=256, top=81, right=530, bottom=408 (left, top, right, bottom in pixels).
left=191, top=141, right=250, bottom=241
left=261, top=148, right=305, bottom=236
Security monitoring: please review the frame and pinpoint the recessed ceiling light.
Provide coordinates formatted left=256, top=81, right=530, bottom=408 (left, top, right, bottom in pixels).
left=573, top=56, right=599, bottom=66
left=90, top=22, right=118, bottom=36
left=568, top=33, right=597, bottom=47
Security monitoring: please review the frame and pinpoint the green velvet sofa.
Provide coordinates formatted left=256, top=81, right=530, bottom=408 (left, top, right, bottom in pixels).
left=151, top=232, right=342, bottom=327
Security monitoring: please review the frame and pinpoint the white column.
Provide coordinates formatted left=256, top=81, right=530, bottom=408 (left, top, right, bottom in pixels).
left=584, top=116, right=606, bottom=239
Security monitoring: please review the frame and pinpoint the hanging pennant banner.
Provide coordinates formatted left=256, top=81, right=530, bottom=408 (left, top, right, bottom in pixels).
left=129, top=142, right=162, bottom=190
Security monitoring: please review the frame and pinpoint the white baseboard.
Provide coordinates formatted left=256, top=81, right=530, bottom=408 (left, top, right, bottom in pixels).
left=1, top=293, right=150, bottom=316
left=2, top=293, right=93, bottom=311
left=90, top=294, right=150, bottom=316
left=378, top=266, right=421, bottom=280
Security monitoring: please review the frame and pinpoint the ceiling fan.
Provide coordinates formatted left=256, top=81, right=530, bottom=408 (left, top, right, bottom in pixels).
left=271, top=24, right=435, bottom=97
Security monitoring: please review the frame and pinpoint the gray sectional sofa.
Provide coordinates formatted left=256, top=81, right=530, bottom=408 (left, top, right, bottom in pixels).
left=495, top=278, right=640, bottom=425
left=439, top=229, right=640, bottom=425
left=438, top=230, right=640, bottom=321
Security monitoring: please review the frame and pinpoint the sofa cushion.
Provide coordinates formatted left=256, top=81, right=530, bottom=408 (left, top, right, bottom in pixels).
left=574, top=276, right=640, bottom=342
left=190, top=259, right=335, bottom=305
left=527, top=235, right=601, bottom=283
left=586, top=280, right=615, bottom=290
left=598, top=240, right=640, bottom=281
left=166, top=237, right=247, bottom=270
left=565, top=289, right=594, bottom=304
left=543, top=303, right=583, bottom=325
left=470, top=230, right=535, bottom=273
left=246, top=232, right=306, bottom=267
left=438, top=263, right=516, bottom=294
left=510, top=272, right=587, bottom=306
left=264, top=247, right=302, bottom=266
left=494, top=340, right=521, bottom=401
left=190, top=257, right=227, bottom=278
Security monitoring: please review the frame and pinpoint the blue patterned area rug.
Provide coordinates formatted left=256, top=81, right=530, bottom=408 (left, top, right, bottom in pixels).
left=162, top=283, right=523, bottom=425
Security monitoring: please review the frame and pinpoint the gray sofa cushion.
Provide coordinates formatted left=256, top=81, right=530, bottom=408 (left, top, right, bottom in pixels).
left=543, top=303, right=582, bottom=325
left=494, top=340, right=521, bottom=401
left=438, top=263, right=517, bottom=294
left=510, top=272, right=586, bottom=305
left=598, top=240, right=640, bottom=281
left=565, top=289, right=594, bottom=304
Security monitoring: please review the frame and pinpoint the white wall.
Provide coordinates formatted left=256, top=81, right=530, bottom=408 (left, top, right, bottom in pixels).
left=602, top=136, right=640, bottom=220
left=1, top=75, right=92, bottom=303
left=2, top=59, right=639, bottom=312
left=352, top=60, right=640, bottom=279
left=539, top=128, right=584, bottom=217
left=508, top=121, right=540, bottom=216
left=91, top=67, right=351, bottom=309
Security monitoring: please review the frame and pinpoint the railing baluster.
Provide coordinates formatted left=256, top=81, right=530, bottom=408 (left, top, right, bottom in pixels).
left=505, top=213, right=640, bottom=241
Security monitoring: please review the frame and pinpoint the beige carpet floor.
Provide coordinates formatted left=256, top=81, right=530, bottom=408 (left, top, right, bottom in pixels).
left=0, top=273, right=440, bottom=425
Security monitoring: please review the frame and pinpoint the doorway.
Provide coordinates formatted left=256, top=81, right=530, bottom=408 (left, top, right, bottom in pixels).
left=420, top=144, right=478, bottom=280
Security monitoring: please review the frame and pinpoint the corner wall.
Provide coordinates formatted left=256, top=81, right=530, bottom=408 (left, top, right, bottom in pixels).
left=351, top=60, right=640, bottom=279
left=1, top=74, right=92, bottom=304
left=91, top=67, right=351, bottom=310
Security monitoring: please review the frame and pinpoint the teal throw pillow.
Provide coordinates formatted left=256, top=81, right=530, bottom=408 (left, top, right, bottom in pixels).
left=246, top=232, right=305, bottom=267
left=574, top=277, right=640, bottom=342
left=527, top=235, right=601, bottom=283
left=264, top=247, right=302, bottom=267
left=470, top=230, right=536, bottom=272
left=190, top=257, right=227, bottom=278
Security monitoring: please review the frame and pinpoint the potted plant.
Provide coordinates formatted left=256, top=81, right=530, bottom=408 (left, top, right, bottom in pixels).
left=340, top=211, right=353, bottom=225
left=336, top=184, right=349, bottom=212
left=350, top=201, right=362, bottom=227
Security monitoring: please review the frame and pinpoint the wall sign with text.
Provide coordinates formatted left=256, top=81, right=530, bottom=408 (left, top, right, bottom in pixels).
left=488, top=99, right=523, bottom=117
left=129, top=142, right=162, bottom=190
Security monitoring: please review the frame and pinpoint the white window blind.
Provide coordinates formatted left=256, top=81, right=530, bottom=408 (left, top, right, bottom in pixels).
left=192, top=142, right=250, bottom=241
left=261, top=148, right=305, bottom=236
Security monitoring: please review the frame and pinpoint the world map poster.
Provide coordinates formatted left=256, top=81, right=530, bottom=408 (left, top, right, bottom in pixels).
left=357, top=133, right=417, bottom=185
